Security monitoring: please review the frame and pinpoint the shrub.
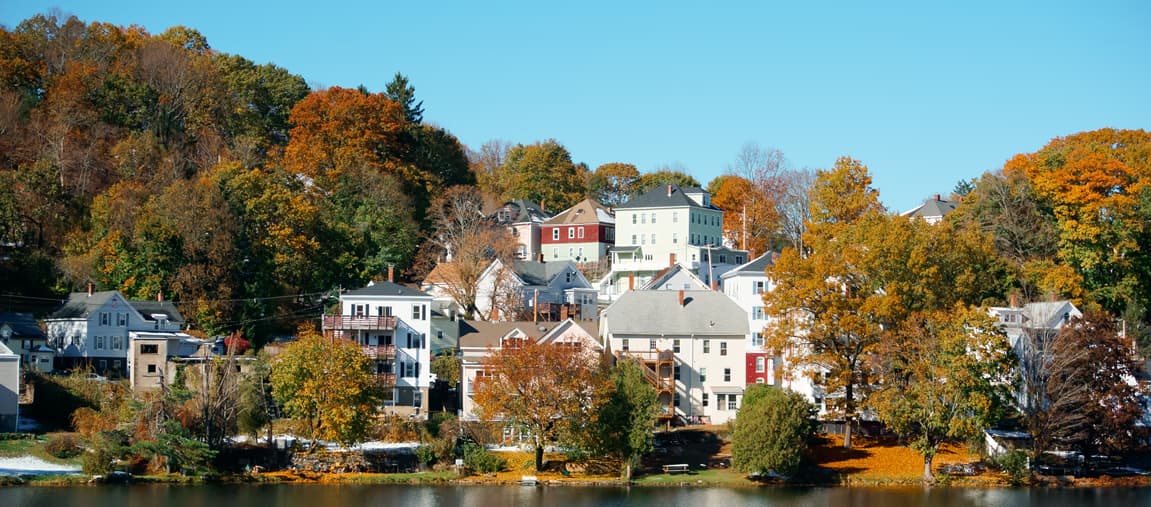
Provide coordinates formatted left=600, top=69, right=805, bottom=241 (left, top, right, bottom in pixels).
left=44, top=433, right=83, bottom=459
left=996, top=450, right=1030, bottom=486
left=461, top=442, right=505, bottom=473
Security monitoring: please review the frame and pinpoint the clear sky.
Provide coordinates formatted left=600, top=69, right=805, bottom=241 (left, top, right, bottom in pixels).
left=2, top=1, right=1148, bottom=211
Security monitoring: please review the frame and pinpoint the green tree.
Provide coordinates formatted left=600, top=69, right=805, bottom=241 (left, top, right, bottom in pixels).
left=384, top=72, right=424, bottom=124
left=431, top=353, right=461, bottom=388
left=269, top=325, right=384, bottom=447
left=730, top=385, right=816, bottom=478
left=632, top=169, right=701, bottom=196
left=580, top=358, right=659, bottom=480
left=497, top=139, right=588, bottom=212
left=870, top=306, right=1013, bottom=483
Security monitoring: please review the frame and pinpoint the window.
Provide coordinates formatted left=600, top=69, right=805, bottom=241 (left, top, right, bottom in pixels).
left=649, top=339, right=656, bottom=350
left=736, top=256, right=744, bottom=264
left=673, top=212, right=678, bottom=223
left=752, top=307, right=766, bottom=320
left=140, top=344, right=158, bottom=354
left=703, top=340, right=710, bottom=353
left=552, top=228, right=559, bottom=240
left=577, top=227, right=584, bottom=239
left=569, top=247, right=574, bottom=258
left=622, top=339, right=629, bottom=352
left=719, top=254, right=726, bottom=263
left=412, top=305, right=424, bottom=320
left=379, top=306, right=393, bottom=317
left=716, top=394, right=726, bottom=410
left=577, top=247, right=584, bottom=259
left=568, top=227, right=575, bottom=239
left=672, top=232, right=678, bottom=244
left=565, top=271, right=574, bottom=283
left=112, top=337, right=122, bottom=350
left=553, top=248, right=559, bottom=259
left=702, top=393, right=709, bottom=407
left=756, top=377, right=765, bottom=384
left=728, top=396, right=738, bottom=410
left=147, top=364, right=157, bottom=374
left=631, top=235, right=637, bottom=245
left=650, top=233, right=656, bottom=244
left=674, top=365, right=680, bottom=381
left=112, top=360, right=121, bottom=369
left=699, top=367, right=707, bottom=382
left=117, top=313, right=127, bottom=326
left=651, top=213, right=656, bottom=224
left=720, top=342, right=728, bottom=356
left=98, top=359, right=107, bottom=371
left=753, top=281, right=766, bottom=294
left=752, top=333, right=764, bottom=348
left=673, top=339, right=680, bottom=353
left=100, top=312, right=110, bottom=326
left=354, top=304, right=366, bottom=317
left=674, top=393, right=681, bottom=407
left=640, top=235, right=646, bottom=245
left=632, top=213, right=636, bottom=224
left=641, top=214, right=646, bottom=224
left=756, top=357, right=766, bottom=373
left=95, top=336, right=105, bottom=349
left=724, top=368, right=732, bottom=382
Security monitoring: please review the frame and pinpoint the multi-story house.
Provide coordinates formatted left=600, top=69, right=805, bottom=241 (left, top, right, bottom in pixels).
left=540, top=198, right=615, bottom=264
left=0, top=312, right=53, bottom=373
left=127, top=331, right=209, bottom=392
left=602, top=290, right=749, bottom=425
left=492, top=200, right=553, bottom=261
left=599, top=184, right=747, bottom=302
left=423, top=259, right=598, bottom=322
left=45, top=290, right=185, bottom=377
left=322, top=280, right=433, bottom=416
left=457, top=318, right=601, bottom=421
left=901, top=193, right=958, bottom=224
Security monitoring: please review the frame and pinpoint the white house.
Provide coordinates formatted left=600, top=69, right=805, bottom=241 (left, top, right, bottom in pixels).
left=322, top=280, right=434, bottom=416
left=0, top=341, right=17, bottom=432
left=457, top=318, right=601, bottom=421
left=601, top=290, right=749, bottom=425
left=424, top=259, right=598, bottom=322
left=44, top=290, right=184, bottom=377
left=0, top=312, right=53, bottom=373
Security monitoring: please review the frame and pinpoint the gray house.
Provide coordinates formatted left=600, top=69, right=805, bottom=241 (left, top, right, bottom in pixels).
left=0, top=341, right=18, bottom=432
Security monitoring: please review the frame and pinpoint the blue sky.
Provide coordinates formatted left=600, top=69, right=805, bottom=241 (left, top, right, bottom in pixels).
left=3, top=1, right=1148, bottom=211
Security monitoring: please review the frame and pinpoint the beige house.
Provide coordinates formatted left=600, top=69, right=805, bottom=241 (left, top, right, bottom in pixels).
left=0, top=341, right=18, bottom=432
left=126, top=331, right=207, bottom=391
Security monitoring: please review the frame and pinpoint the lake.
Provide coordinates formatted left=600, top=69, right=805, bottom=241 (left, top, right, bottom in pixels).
left=1, top=483, right=1149, bottom=506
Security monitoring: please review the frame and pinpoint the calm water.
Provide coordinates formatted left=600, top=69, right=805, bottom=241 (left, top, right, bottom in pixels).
left=1, top=484, right=1149, bottom=506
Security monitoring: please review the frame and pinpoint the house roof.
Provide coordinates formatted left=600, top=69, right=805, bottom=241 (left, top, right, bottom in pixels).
left=458, top=319, right=598, bottom=349
left=901, top=195, right=958, bottom=220
left=511, top=260, right=578, bottom=287
left=602, top=290, right=748, bottom=336
left=722, top=252, right=775, bottom=278
left=543, top=198, right=615, bottom=226
left=616, top=183, right=720, bottom=210
left=641, top=264, right=709, bottom=290
left=0, top=313, right=46, bottom=339
left=991, top=300, right=1082, bottom=329
left=0, top=341, right=13, bottom=356
left=492, top=200, right=553, bottom=224
left=344, top=280, right=430, bottom=298
left=130, top=301, right=185, bottom=323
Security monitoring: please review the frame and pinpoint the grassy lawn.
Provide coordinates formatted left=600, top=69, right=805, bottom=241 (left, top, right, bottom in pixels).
left=634, top=467, right=752, bottom=486
left=0, top=435, right=41, bottom=456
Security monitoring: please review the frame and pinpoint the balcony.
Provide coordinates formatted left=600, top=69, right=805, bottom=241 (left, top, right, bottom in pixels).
left=617, top=349, right=676, bottom=362
left=323, top=315, right=396, bottom=331
left=361, top=344, right=397, bottom=359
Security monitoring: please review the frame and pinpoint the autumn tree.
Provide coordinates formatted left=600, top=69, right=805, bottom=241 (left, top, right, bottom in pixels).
left=269, top=325, right=384, bottom=447
left=1018, top=310, right=1147, bottom=458
left=632, top=168, right=700, bottom=196
left=497, top=139, right=588, bottom=211
left=588, top=162, right=639, bottom=207
left=870, top=306, right=1013, bottom=483
left=472, top=339, right=607, bottom=471
left=731, top=384, right=817, bottom=478
left=469, top=139, right=512, bottom=197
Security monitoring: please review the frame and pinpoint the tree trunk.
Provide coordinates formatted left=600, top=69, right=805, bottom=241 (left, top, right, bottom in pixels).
left=535, top=445, right=545, bottom=472
left=843, top=417, right=853, bottom=448
left=923, top=454, right=935, bottom=484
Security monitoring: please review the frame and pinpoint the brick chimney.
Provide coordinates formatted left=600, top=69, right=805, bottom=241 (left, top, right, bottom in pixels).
left=669, top=252, right=677, bottom=267
left=678, top=289, right=685, bottom=307
left=711, top=281, right=718, bottom=291
left=538, top=252, right=544, bottom=263
left=1009, top=293, right=1018, bottom=308
left=667, top=184, right=673, bottom=197
left=387, top=264, right=394, bottom=283
left=157, top=290, right=163, bottom=302
left=934, top=193, right=941, bottom=201
left=560, top=305, right=569, bottom=321
left=87, top=282, right=93, bottom=296
left=628, top=273, right=634, bottom=291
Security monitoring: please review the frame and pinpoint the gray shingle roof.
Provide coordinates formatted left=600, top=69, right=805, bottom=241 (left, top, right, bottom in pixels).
left=0, top=313, right=46, bottom=339
left=492, top=200, right=553, bottom=224
left=617, top=184, right=719, bottom=210
left=602, top=290, right=748, bottom=336
left=344, top=281, right=431, bottom=298
left=48, top=291, right=118, bottom=319
left=723, top=252, right=775, bottom=276
left=902, top=196, right=958, bottom=219
left=511, top=260, right=577, bottom=286
left=458, top=319, right=597, bottom=349
left=130, top=301, right=185, bottom=323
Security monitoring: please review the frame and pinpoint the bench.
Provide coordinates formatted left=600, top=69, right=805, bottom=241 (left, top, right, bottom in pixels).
left=662, top=464, right=690, bottom=474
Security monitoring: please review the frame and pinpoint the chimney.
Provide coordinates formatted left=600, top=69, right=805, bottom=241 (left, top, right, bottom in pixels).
left=157, top=290, right=163, bottom=302
left=669, top=252, right=676, bottom=267
left=678, top=289, right=685, bottom=307
left=628, top=273, right=634, bottom=291
left=87, top=283, right=93, bottom=296
left=560, top=305, right=569, bottom=321
left=387, top=264, right=394, bottom=283
left=667, top=184, right=672, bottom=197
left=538, top=252, right=545, bottom=263
left=711, top=281, right=718, bottom=291
left=934, top=193, right=941, bottom=201
left=1009, top=293, right=1018, bottom=308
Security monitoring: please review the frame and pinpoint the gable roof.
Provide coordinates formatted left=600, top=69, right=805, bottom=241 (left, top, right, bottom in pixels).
left=344, top=280, right=430, bottom=298
left=0, top=313, right=46, bottom=339
left=130, top=301, right=185, bottom=323
left=722, top=252, right=775, bottom=278
left=641, top=264, right=709, bottom=290
left=543, top=198, right=615, bottom=226
left=492, top=200, right=553, bottom=224
left=602, top=290, right=748, bottom=336
left=458, top=319, right=598, bottom=349
left=617, top=183, right=720, bottom=210
left=511, top=260, right=579, bottom=287
left=47, top=291, right=184, bottom=323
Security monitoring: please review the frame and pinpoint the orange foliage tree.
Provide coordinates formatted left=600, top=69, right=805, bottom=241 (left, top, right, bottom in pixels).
left=472, top=340, right=607, bottom=471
